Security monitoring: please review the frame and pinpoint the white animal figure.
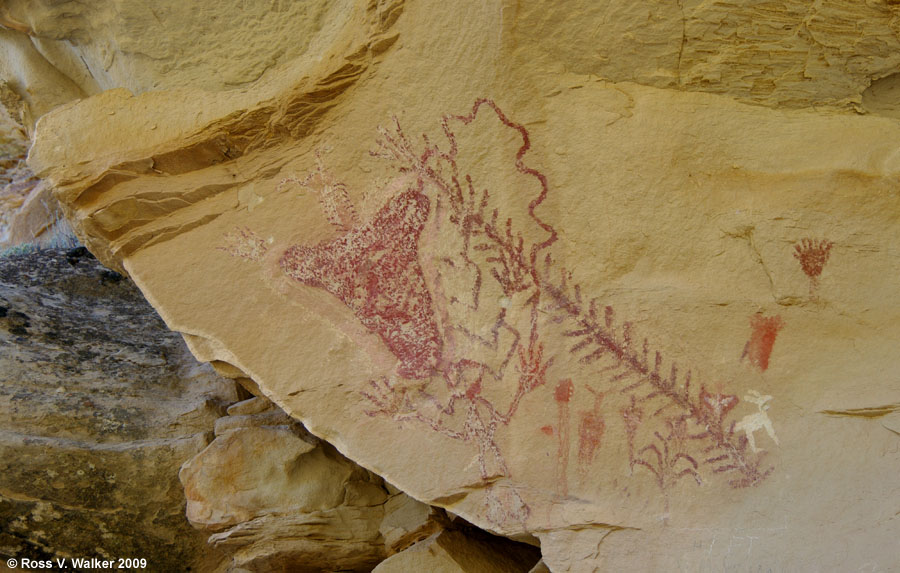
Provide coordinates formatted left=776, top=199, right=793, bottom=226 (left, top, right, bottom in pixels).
left=735, top=390, right=779, bottom=453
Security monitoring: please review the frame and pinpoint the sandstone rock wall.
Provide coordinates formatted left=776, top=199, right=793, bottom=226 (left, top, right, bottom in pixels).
left=0, top=248, right=237, bottom=571
left=4, top=0, right=899, bottom=570
left=1, top=0, right=358, bottom=98
left=514, top=1, right=900, bottom=110
left=0, top=248, right=538, bottom=572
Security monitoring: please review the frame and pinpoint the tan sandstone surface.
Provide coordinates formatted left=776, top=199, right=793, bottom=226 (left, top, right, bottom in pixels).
left=5, top=0, right=899, bottom=570
left=2, top=248, right=518, bottom=572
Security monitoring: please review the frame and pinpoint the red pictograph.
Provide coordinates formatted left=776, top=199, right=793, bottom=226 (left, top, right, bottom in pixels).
left=741, top=313, right=784, bottom=372
left=278, top=184, right=441, bottom=380
left=552, top=379, right=574, bottom=496
left=793, top=237, right=833, bottom=298
left=222, top=99, right=776, bottom=523
left=577, top=386, right=605, bottom=478
left=360, top=99, right=558, bottom=497
left=366, top=102, right=774, bottom=497
left=543, top=283, right=773, bottom=490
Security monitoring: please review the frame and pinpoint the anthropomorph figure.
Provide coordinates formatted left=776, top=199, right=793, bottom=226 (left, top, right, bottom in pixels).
left=577, top=386, right=605, bottom=477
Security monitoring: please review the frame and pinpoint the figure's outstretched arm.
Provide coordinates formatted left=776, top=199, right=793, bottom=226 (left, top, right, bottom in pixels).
left=219, top=227, right=269, bottom=262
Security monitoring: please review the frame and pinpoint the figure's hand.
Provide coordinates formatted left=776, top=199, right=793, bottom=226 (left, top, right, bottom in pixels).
left=516, top=340, right=552, bottom=393
left=219, top=227, right=269, bottom=261
left=361, top=377, right=413, bottom=417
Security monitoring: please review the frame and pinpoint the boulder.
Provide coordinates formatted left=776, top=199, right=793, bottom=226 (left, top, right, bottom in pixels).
left=180, top=395, right=390, bottom=572
left=179, top=393, right=473, bottom=571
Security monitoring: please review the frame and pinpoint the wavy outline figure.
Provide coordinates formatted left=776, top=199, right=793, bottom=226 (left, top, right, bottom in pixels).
left=222, top=99, right=777, bottom=526
left=362, top=99, right=559, bottom=486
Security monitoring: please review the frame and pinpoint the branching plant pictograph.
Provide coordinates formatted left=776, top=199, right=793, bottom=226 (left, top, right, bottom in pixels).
left=221, top=98, right=778, bottom=523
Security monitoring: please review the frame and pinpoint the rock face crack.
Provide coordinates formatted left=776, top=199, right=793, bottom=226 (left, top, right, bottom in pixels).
left=820, top=404, right=900, bottom=418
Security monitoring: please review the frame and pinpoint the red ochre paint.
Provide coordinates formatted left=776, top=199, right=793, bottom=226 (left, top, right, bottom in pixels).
left=741, top=314, right=784, bottom=372
left=279, top=186, right=441, bottom=379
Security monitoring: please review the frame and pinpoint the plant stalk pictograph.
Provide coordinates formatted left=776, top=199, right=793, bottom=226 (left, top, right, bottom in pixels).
left=221, top=98, right=778, bottom=524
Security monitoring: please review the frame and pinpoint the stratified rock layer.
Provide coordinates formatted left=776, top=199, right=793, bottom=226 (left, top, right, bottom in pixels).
left=0, top=248, right=238, bottom=572
left=18, top=1, right=900, bottom=570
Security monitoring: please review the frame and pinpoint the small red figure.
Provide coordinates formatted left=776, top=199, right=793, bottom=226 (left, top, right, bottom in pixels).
left=793, top=238, right=833, bottom=298
left=552, top=379, right=574, bottom=496
left=741, top=313, right=784, bottom=372
left=577, top=386, right=605, bottom=477
left=698, top=386, right=739, bottom=425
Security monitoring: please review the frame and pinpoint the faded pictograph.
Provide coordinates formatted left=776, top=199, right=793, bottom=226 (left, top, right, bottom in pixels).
left=741, top=313, right=784, bottom=372
left=793, top=237, right=833, bottom=299
left=221, top=99, right=779, bottom=524
left=734, top=391, right=779, bottom=453
left=280, top=148, right=360, bottom=232
left=577, top=386, right=605, bottom=481
left=540, top=379, right=575, bottom=497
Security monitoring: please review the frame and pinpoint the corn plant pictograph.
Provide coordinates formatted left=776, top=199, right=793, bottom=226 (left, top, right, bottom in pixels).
left=221, top=99, right=778, bottom=524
